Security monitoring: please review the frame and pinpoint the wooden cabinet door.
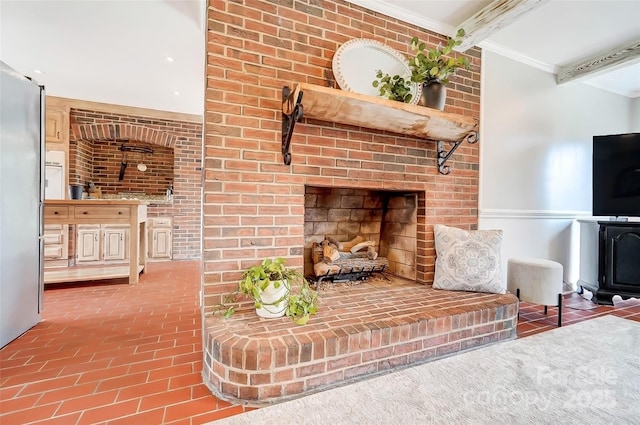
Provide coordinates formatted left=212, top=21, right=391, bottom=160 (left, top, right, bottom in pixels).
left=103, top=227, right=129, bottom=262
left=45, top=109, right=65, bottom=143
left=76, top=226, right=100, bottom=262
left=151, top=228, right=172, bottom=259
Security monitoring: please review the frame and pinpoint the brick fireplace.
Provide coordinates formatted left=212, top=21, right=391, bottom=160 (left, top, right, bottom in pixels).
left=200, top=0, right=518, bottom=406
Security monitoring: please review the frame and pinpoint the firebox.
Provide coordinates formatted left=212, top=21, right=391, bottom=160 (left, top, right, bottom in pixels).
left=304, top=186, right=417, bottom=283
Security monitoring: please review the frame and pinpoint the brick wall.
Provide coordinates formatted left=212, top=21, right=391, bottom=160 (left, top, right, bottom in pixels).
left=73, top=139, right=92, bottom=186
left=203, top=0, right=481, bottom=305
left=70, top=108, right=202, bottom=259
left=72, top=139, right=174, bottom=196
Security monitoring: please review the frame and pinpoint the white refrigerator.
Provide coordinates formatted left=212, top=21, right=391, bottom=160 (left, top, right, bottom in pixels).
left=0, top=61, right=44, bottom=348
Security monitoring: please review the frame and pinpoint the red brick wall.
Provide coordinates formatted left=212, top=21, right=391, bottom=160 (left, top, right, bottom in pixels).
left=72, top=140, right=174, bottom=196
left=70, top=108, right=202, bottom=259
left=70, top=139, right=92, bottom=187
left=203, top=0, right=481, bottom=305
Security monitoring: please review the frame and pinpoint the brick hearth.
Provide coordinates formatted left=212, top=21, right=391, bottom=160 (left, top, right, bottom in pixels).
left=203, top=278, right=518, bottom=406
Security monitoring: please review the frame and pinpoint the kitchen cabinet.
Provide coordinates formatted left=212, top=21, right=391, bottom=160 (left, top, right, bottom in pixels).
left=43, top=224, right=69, bottom=267
left=43, top=200, right=147, bottom=285
left=148, top=217, right=172, bottom=260
left=77, top=224, right=129, bottom=264
left=77, top=225, right=100, bottom=263
left=45, top=108, right=68, bottom=144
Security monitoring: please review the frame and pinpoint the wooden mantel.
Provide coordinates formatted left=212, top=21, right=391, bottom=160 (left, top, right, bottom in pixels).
left=43, top=199, right=147, bottom=284
left=281, top=83, right=478, bottom=173
left=285, top=83, right=477, bottom=142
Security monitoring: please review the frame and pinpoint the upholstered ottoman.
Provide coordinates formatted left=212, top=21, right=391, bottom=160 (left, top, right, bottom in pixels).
left=507, top=258, right=564, bottom=327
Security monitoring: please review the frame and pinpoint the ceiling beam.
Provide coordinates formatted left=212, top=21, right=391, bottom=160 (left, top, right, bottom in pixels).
left=556, top=39, right=640, bottom=85
left=454, top=0, right=549, bottom=52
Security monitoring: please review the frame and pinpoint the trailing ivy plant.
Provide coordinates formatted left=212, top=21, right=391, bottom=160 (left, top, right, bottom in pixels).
left=215, top=257, right=319, bottom=325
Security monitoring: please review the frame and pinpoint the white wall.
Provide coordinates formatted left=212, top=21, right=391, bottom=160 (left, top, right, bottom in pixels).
left=479, top=50, right=633, bottom=284
left=631, top=97, right=640, bottom=132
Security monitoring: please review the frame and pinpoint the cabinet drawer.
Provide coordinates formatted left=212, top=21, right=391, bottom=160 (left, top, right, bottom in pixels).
left=44, top=206, right=69, bottom=218
left=44, top=224, right=63, bottom=231
left=42, top=232, right=63, bottom=244
left=150, top=217, right=172, bottom=227
left=44, top=244, right=64, bottom=259
left=73, top=206, right=130, bottom=219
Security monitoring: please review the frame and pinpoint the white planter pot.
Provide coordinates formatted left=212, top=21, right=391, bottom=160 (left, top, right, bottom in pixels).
left=256, top=279, right=290, bottom=318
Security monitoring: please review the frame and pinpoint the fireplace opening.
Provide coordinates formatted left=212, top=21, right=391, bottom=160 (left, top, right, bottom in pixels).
left=304, top=186, right=418, bottom=284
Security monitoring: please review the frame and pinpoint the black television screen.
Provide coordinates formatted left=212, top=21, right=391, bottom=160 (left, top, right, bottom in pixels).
left=592, top=133, right=640, bottom=218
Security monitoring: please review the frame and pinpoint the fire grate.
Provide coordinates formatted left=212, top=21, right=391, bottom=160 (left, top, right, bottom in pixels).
left=309, top=256, right=389, bottom=284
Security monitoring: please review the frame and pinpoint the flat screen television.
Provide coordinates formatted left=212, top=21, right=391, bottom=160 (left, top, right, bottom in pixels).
left=592, top=132, right=640, bottom=218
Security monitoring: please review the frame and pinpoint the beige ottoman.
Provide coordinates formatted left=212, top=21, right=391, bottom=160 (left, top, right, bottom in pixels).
left=507, top=258, right=564, bottom=327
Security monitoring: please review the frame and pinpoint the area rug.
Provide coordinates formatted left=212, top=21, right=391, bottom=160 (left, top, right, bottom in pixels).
left=207, top=315, right=640, bottom=425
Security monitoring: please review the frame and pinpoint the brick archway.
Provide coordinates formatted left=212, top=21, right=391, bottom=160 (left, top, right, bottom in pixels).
left=70, top=123, right=177, bottom=148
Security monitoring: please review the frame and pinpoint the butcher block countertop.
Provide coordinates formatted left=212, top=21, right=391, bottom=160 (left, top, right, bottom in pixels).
left=43, top=199, right=147, bottom=225
left=43, top=199, right=148, bottom=206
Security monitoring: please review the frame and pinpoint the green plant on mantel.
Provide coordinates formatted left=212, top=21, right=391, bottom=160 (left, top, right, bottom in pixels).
left=371, top=28, right=471, bottom=103
left=215, top=257, right=319, bottom=325
left=372, top=70, right=414, bottom=103
left=409, top=28, right=471, bottom=85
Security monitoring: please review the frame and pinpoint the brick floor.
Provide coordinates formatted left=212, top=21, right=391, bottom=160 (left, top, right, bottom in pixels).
left=1, top=260, right=638, bottom=424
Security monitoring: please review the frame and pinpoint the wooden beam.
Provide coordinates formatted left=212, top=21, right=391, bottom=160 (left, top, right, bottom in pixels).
left=556, top=39, right=640, bottom=85
left=454, top=0, right=549, bottom=52
left=46, top=96, right=203, bottom=123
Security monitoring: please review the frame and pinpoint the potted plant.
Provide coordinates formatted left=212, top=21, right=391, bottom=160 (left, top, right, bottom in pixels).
left=372, top=71, right=414, bottom=103
left=218, top=257, right=319, bottom=325
left=408, top=28, right=471, bottom=110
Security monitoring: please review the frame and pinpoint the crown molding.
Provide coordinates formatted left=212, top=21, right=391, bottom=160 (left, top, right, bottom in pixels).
left=347, top=0, right=454, bottom=36
left=478, top=40, right=557, bottom=74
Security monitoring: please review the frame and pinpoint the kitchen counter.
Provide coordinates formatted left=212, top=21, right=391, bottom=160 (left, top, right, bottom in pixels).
left=43, top=199, right=147, bottom=284
left=101, top=193, right=171, bottom=203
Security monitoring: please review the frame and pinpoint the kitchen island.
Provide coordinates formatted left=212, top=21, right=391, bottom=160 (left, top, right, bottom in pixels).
left=43, top=199, right=147, bottom=284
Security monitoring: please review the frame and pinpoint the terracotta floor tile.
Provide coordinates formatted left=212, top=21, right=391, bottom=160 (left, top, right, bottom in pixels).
left=1, top=260, right=637, bottom=424
left=138, top=387, right=193, bottom=411
left=57, top=389, right=119, bottom=415
left=115, top=379, right=171, bottom=402
left=76, top=399, right=139, bottom=425
left=0, top=393, right=41, bottom=414
left=36, top=381, right=99, bottom=406
left=105, top=408, right=166, bottom=425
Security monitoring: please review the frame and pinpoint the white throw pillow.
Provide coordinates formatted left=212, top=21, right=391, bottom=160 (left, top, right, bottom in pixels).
left=433, top=224, right=505, bottom=294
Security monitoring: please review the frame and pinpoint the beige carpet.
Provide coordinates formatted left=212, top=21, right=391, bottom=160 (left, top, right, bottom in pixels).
left=208, top=315, right=640, bottom=425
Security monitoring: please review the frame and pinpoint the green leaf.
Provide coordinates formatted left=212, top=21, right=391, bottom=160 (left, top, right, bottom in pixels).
left=294, top=315, right=309, bottom=325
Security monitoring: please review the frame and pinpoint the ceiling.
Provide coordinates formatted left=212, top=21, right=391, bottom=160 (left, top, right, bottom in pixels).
left=1, top=0, right=638, bottom=116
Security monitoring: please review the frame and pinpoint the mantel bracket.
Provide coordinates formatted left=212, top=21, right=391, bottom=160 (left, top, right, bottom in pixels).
left=436, top=130, right=479, bottom=175
left=281, top=86, right=304, bottom=165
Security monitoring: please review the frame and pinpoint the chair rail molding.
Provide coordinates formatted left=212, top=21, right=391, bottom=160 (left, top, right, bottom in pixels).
left=479, top=209, right=592, bottom=220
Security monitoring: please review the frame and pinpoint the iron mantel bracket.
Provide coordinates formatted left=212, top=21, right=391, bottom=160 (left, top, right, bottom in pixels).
left=436, top=128, right=479, bottom=175
left=281, top=86, right=304, bottom=165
